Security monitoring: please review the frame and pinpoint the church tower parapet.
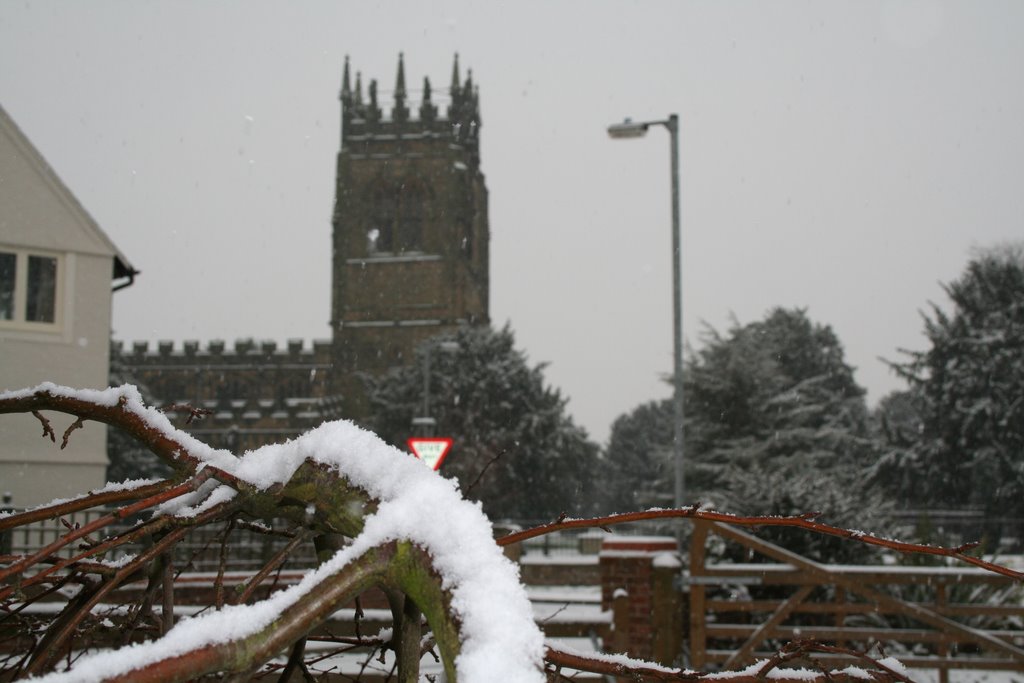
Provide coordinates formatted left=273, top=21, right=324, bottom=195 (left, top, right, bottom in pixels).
left=339, top=53, right=481, bottom=160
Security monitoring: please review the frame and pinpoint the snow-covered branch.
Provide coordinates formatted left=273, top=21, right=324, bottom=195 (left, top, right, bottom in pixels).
left=0, top=384, right=543, bottom=682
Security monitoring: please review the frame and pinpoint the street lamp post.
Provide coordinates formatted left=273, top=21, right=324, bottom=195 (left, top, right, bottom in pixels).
left=608, top=115, right=685, bottom=513
left=412, top=340, right=461, bottom=437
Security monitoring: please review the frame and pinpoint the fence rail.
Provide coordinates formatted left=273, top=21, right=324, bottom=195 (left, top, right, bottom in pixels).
left=688, top=520, right=1024, bottom=682
left=1, top=506, right=318, bottom=572
left=12, top=507, right=1021, bottom=680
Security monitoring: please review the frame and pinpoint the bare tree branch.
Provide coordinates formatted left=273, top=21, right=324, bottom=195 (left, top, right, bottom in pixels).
left=157, top=403, right=213, bottom=425
left=60, top=417, right=85, bottom=449
left=0, top=479, right=174, bottom=531
left=0, top=387, right=230, bottom=479
left=30, top=410, right=55, bottom=442
left=499, top=507, right=1024, bottom=581
left=543, top=642, right=909, bottom=682
left=0, top=470, right=218, bottom=594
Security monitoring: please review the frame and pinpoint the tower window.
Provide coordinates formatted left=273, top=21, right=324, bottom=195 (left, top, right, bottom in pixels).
left=370, top=187, right=397, bottom=254
left=366, top=228, right=381, bottom=254
left=397, top=187, right=424, bottom=252
left=366, top=183, right=427, bottom=256
left=459, top=218, right=473, bottom=258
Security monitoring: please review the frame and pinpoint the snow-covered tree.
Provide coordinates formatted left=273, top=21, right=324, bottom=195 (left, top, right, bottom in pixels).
left=603, top=399, right=675, bottom=512
left=871, top=390, right=923, bottom=450
left=364, top=324, right=599, bottom=520
left=690, top=309, right=891, bottom=560
left=605, top=308, right=887, bottom=560
left=878, top=244, right=1024, bottom=537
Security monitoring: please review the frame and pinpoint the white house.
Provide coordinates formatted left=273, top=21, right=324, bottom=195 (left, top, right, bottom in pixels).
left=0, top=104, right=136, bottom=507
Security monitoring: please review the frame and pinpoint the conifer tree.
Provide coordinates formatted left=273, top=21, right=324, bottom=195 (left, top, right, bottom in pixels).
left=604, top=308, right=886, bottom=560
left=603, top=399, right=675, bottom=512
left=879, top=244, right=1024, bottom=538
left=364, top=324, right=599, bottom=520
left=106, top=343, right=171, bottom=481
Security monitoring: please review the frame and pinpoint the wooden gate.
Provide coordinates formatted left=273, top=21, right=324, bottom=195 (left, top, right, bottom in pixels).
left=688, top=521, right=1024, bottom=681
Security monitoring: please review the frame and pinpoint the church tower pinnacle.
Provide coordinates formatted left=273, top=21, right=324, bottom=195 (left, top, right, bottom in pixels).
left=392, top=53, right=409, bottom=124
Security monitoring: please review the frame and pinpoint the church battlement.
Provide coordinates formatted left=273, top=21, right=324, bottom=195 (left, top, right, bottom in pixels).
left=114, top=338, right=333, bottom=367
left=159, top=394, right=339, bottom=424
left=112, top=337, right=339, bottom=452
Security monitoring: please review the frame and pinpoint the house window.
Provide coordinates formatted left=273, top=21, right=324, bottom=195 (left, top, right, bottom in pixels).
left=0, top=249, right=61, bottom=328
left=27, top=255, right=57, bottom=322
left=0, top=253, right=14, bottom=320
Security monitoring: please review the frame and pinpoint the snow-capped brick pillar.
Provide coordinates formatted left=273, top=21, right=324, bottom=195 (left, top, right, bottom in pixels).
left=599, top=535, right=683, bottom=665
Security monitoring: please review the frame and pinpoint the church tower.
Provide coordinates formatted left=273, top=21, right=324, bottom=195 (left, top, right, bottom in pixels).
left=330, top=54, right=490, bottom=418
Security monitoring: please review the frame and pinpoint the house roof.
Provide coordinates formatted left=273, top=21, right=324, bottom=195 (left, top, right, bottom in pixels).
left=0, top=104, right=137, bottom=284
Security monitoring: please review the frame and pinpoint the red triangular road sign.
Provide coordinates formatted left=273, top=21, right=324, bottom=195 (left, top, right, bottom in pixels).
left=407, top=437, right=453, bottom=471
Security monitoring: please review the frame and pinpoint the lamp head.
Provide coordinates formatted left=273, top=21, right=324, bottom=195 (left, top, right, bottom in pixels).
left=607, top=118, right=649, bottom=139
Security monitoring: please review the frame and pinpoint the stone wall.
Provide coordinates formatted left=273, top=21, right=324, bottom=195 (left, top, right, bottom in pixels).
left=114, top=338, right=338, bottom=451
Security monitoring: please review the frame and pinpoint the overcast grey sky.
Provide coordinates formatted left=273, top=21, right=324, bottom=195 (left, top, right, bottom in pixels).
left=1, top=1, right=1021, bottom=443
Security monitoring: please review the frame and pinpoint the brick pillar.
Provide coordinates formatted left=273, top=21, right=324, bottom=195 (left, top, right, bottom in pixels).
left=599, top=535, right=679, bottom=661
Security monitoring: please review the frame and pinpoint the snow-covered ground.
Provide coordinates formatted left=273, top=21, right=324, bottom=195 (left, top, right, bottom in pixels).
left=910, top=672, right=1022, bottom=683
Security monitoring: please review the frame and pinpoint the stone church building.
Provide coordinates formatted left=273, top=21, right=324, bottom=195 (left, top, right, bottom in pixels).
left=117, top=55, right=489, bottom=452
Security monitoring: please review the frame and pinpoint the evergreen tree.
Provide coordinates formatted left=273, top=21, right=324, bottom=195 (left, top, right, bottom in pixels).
left=869, top=390, right=928, bottom=509
left=881, top=244, right=1024, bottom=534
left=603, top=399, right=674, bottom=512
left=107, top=342, right=172, bottom=482
left=691, top=309, right=887, bottom=560
left=872, top=390, right=923, bottom=449
left=604, top=308, right=888, bottom=560
left=365, top=324, right=599, bottom=520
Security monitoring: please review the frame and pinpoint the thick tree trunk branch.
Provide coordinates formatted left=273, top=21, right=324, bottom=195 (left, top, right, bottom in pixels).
left=88, top=541, right=462, bottom=683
